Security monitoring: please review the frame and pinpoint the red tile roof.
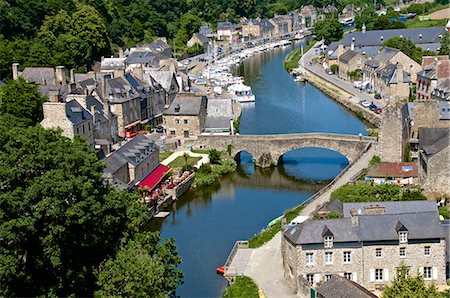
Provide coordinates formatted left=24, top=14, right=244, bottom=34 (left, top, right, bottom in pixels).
left=366, top=162, right=418, bottom=178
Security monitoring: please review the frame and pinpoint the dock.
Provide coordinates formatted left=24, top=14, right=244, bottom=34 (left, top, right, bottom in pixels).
left=154, top=211, right=170, bottom=218
left=223, top=241, right=253, bottom=279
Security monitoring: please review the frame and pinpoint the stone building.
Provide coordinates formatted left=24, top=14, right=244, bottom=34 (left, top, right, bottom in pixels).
left=241, top=19, right=262, bottom=38
left=338, top=50, right=367, bottom=81
left=379, top=106, right=403, bottom=162
left=102, top=134, right=159, bottom=189
left=418, top=127, right=450, bottom=196
left=316, top=275, right=377, bottom=298
left=217, top=22, right=240, bottom=44
left=282, top=201, right=447, bottom=293
left=163, top=93, right=207, bottom=140
left=187, top=32, right=209, bottom=48
left=260, top=19, right=275, bottom=38
left=143, top=70, right=179, bottom=107
left=373, top=63, right=411, bottom=102
left=300, top=5, right=318, bottom=28
left=269, top=15, right=292, bottom=35
left=416, top=56, right=450, bottom=100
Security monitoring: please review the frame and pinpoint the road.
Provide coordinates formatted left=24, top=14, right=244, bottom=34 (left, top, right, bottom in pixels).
left=301, top=42, right=386, bottom=109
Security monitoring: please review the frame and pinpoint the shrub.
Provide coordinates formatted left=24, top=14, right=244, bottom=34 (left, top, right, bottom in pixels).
left=369, top=155, right=381, bottom=166
left=197, top=163, right=212, bottom=174
left=209, top=149, right=221, bottom=164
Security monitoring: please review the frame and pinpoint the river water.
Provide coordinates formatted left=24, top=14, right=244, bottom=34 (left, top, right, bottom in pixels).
left=150, top=41, right=367, bottom=297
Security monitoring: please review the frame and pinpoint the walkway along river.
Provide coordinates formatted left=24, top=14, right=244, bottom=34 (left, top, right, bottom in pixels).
left=148, top=41, right=367, bottom=297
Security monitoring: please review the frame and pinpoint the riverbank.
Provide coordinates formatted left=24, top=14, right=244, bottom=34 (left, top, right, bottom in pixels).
left=284, top=40, right=315, bottom=73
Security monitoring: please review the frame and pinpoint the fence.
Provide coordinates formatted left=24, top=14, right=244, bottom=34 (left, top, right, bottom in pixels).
left=223, top=240, right=249, bottom=276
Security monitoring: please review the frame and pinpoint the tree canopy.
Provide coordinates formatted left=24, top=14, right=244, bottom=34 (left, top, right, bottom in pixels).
left=384, top=36, right=423, bottom=64
left=312, top=18, right=343, bottom=44
left=0, top=116, right=183, bottom=296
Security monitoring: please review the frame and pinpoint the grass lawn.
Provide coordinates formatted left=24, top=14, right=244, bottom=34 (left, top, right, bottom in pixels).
left=191, top=149, right=210, bottom=154
left=223, top=276, right=259, bottom=298
left=159, top=151, right=173, bottom=162
left=284, top=41, right=315, bottom=72
left=168, top=156, right=201, bottom=168
left=405, top=18, right=447, bottom=28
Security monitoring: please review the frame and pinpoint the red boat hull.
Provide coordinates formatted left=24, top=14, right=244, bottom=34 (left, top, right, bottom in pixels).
left=216, top=267, right=225, bottom=275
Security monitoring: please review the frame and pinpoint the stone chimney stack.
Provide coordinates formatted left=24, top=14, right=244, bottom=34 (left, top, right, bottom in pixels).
left=351, top=37, right=355, bottom=51
left=396, top=63, right=403, bottom=84
left=12, top=63, right=20, bottom=80
left=364, top=205, right=385, bottom=215
left=48, top=89, right=61, bottom=103
left=350, top=209, right=359, bottom=227
left=132, top=65, right=144, bottom=81
left=337, top=43, right=344, bottom=58
left=362, top=23, right=366, bottom=33
left=118, top=48, right=124, bottom=58
left=70, top=69, right=75, bottom=84
left=55, top=66, right=65, bottom=85
left=102, top=74, right=112, bottom=99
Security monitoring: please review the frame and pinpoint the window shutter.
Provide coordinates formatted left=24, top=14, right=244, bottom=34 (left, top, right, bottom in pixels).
left=419, top=267, right=424, bottom=276
left=432, top=267, right=438, bottom=280
left=370, top=269, right=375, bottom=282
left=353, top=272, right=357, bottom=282
left=384, top=269, right=389, bottom=281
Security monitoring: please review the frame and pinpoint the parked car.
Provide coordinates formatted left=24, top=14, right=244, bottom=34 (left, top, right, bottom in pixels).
left=325, top=68, right=333, bottom=75
left=359, top=100, right=370, bottom=108
left=375, top=108, right=383, bottom=114
left=369, top=103, right=378, bottom=111
left=374, top=93, right=381, bottom=99
left=155, top=125, right=164, bottom=133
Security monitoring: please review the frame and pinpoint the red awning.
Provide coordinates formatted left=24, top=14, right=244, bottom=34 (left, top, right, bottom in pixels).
left=138, top=164, right=171, bottom=190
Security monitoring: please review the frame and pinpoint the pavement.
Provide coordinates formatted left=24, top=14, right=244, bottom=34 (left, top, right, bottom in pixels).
left=301, top=42, right=386, bottom=109
left=161, top=150, right=209, bottom=169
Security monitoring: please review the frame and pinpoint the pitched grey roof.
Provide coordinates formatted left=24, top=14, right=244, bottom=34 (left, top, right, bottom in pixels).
left=339, top=50, right=359, bottom=63
left=342, top=27, right=445, bottom=47
left=66, top=99, right=92, bottom=125
left=106, top=77, right=139, bottom=103
left=204, top=117, right=231, bottom=130
left=416, top=42, right=441, bottom=53
left=317, top=198, right=344, bottom=214
left=165, top=94, right=206, bottom=116
left=373, top=47, right=399, bottom=62
left=207, top=98, right=233, bottom=117
left=217, top=22, right=235, bottom=30
left=419, top=127, right=450, bottom=156
left=316, top=275, right=377, bottom=298
left=144, top=70, right=177, bottom=92
left=261, top=19, right=275, bottom=31
left=342, top=201, right=437, bottom=218
left=21, top=67, right=56, bottom=85
left=192, top=33, right=209, bottom=45
left=125, top=51, right=164, bottom=66
left=376, top=64, right=411, bottom=84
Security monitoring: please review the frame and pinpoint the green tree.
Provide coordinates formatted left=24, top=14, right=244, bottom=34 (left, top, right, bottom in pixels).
left=313, top=18, right=343, bottom=44
left=382, top=264, right=445, bottom=298
left=209, top=149, right=222, bottom=164
left=95, top=233, right=183, bottom=297
left=0, top=120, right=181, bottom=296
left=384, top=37, right=423, bottom=64
left=439, top=32, right=449, bottom=56
left=0, top=77, right=46, bottom=126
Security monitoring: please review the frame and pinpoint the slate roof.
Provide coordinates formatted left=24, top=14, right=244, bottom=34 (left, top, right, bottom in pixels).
left=377, top=63, right=411, bottom=84
left=341, top=27, right=445, bottom=47
left=165, top=94, right=206, bottom=116
left=106, top=77, right=139, bottom=103
left=317, top=198, right=343, bottom=214
left=207, top=98, right=233, bottom=117
left=217, top=22, right=235, bottom=30
left=101, top=58, right=125, bottom=70
left=124, top=51, right=164, bottom=66
left=191, top=33, right=209, bottom=45
left=204, top=116, right=231, bottom=130
left=261, top=19, right=275, bottom=31
left=366, top=162, right=418, bottom=178
left=284, top=210, right=444, bottom=245
left=242, top=19, right=260, bottom=25
left=419, top=127, right=450, bottom=156
left=316, top=275, right=377, bottom=298
left=434, top=80, right=450, bottom=101
left=339, top=50, right=360, bottom=63
left=21, top=67, right=56, bottom=85
left=329, top=45, right=380, bottom=60
left=66, top=99, right=92, bottom=125
left=144, top=70, right=177, bottom=93
left=342, top=201, right=437, bottom=218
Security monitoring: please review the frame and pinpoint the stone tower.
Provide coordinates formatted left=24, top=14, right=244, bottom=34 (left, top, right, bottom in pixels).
left=379, top=105, right=403, bottom=162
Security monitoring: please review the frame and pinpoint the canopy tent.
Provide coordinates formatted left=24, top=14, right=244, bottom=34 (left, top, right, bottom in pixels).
left=138, top=164, right=171, bottom=190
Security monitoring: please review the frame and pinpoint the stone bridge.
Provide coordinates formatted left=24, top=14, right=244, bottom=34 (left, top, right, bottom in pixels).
left=185, top=133, right=376, bottom=168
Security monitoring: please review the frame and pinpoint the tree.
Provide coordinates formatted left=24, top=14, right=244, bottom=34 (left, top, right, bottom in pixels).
left=0, top=77, right=46, bottom=126
left=384, top=37, right=423, bottom=64
left=95, top=233, right=183, bottom=297
left=0, top=120, right=182, bottom=296
left=209, top=149, right=222, bottom=164
left=439, top=32, right=449, bottom=56
left=313, top=18, right=343, bottom=44
left=382, top=264, right=446, bottom=298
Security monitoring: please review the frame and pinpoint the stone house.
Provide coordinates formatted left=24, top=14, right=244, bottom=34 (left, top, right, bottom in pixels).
left=316, top=275, right=377, bottom=298
left=187, top=32, right=209, bottom=48
left=269, top=15, right=292, bottom=36
left=135, top=37, right=172, bottom=58
left=163, top=93, right=207, bottom=140
left=418, top=127, right=450, bottom=196
left=241, top=19, right=262, bottom=38
left=261, top=19, right=275, bottom=38
left=282, top=202, right=447, bottom=293
left=300, top=5, right=318, bottom=28
left=373, top=63, right=411, bottom=102
left=217, top=22, right=240, bottom=44
left=102, top=134, right=159, bottom=189
left=144, top=70, right=179, bottom=108
left=41, top=91, right=95, bottom=147
left=338, top=50, right=367, bottom=81
left=416, top=56, right=450, bottom=100
left=365, top=162, right=418, bottom=185
left=100, top=57, right=126, bottom=78
left=124, top=50, right=168, bottom=72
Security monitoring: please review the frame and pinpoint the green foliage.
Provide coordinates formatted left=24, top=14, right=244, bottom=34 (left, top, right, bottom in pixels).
left=326, top=211, right=342, bottom=219
left=227, top=144, right=234, bottom=156
left=223, top=276, right=259, bottom=298
left=367, top=129, right=379, bottom=137
left=194, top=159, right=237, bottom=188
left=347, top=69, right=362, bottom=80
left=384, top=37, right=423, bottom=64
left=233, top=116, right=241, bottom=134
left=313, top=18, right=343, bottom=45
left=209, top=149, right=222, bottom=164
left=439, top=206, right=450, bottom=219
left=284, top=41, right=315, bottom=72
left=0, top=118, right=182, bottom=296
left=382, top=264, right=446, bottom=298
left=331, top=183, right=426, bottom=203
left=0, top=78, right=46, bottom=126
left=159, top=151, right=173, bottom=162
left=439, top=32, right=449, bottom=56
left=95, top=233, right=183, bottom=297
left=403, top=143, right=411, bottom=162
left=330, top=64, right=339, bottom=74
left=168, top=155, right=201, bottom=169
left=197, top=163, right=212, bottom=175
left=369, top=155, right=381, bottom=166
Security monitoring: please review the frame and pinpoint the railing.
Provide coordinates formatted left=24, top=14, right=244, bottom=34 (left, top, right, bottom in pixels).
left=223, top=240, right=249, bottom=276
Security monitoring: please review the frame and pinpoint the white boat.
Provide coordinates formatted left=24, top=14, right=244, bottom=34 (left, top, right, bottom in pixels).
left=294, top=75, right=305, bottom=82
left=228, top=83, right=256, bottom=103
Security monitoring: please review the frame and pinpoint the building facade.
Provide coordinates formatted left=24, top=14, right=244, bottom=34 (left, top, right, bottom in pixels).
left=338, top=50, right=367, bottom=81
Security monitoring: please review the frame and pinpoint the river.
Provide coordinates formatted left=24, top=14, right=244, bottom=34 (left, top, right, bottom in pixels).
left=149, top=41, right=367, bottom=297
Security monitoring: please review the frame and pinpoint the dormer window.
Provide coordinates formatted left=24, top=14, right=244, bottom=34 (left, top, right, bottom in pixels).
left=399, top=231, right=408, bottom=243
left=324, top=236, right=333, bottom=248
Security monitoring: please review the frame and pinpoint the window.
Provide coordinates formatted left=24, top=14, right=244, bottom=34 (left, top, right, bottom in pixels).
left=344, top=272, right=353, bottom=280
left=375, top=269, right=383, bottom=281
left=399, top=231, right=408, bottom=243
left=325, top=274, right=332, bottom=281
left=170, top=130, right=176, bottom=136
left=399, top=247, right=406, bottom=258
left=324, top=236, right=333, bottom=248
left=375, top=248, right=382, bottom=258
left=183, top=130, right=189, bottom=138
left=306, top=274, right=314, bottom=285
left=184, top=119, right=189, bottom=124
left=343, top=251, right=351, bottom=263
left=175, top=119, right=180, bottom=124
left=423, top=267, right=432, bottom=279
left=424, top=246, right=430, bottom=256
left=324, top=252, right=333, bottom=264
left=306, top=252, right=314, bottom=265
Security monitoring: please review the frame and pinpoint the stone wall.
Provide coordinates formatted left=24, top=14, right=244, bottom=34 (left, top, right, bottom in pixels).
left=166, top=172, right=195, bottom=199
left=421, top=146, right=450, bottom=196
left=412, top=100, right=450, bottom=137
left=379, top=107, right=403, bottom=162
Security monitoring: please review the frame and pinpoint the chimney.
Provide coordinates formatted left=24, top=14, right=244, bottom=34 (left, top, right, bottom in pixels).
left=90, top=104, right=97, bottom=124
left=132, top=65, right=144, bottom=80
left=70, top=69, right=75, bottom=84
left=102, top=74, right=112, bottom=99
left=118, top=48, right=124, bottom=58
left=351, top=37, right=355, bottom=51
left=337, top=43, right=344, bottom=58
left=48, top=89, right=61, bottom=103
left=55, top=66, right=65, bottom=85
left=364, top=205, right=385, bottom=215
left=362, top=23, right=366, bottom=33
left=396, top=63, right=403, bottom=84
left=12, top=63, right=20, bottom=80
left=350, top=209, right=359, bottom=227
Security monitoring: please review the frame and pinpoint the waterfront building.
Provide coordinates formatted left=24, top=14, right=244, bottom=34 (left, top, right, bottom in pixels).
left=241, top=18, right=262, bottom=39
left=217, top=22, right=240, bottom=45
left=261, top=19, right=275, bottom=38
left=163, top=93, right=207, bottom=140
left=416, top=56, right=450, bottom=100
left=269, top=15, right=292, bottom=36
left=338, top=49, right=367, bottom=81
left=282, top=201, right=447, bottom=293
left=300, top=5, right=318, bottom=29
